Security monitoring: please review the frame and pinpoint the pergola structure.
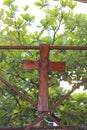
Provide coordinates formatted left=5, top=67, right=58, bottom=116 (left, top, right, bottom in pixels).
left=0, top=0, right=87, bottom=130
left=0, top=45, right=87, bottom=130
left=74, top=0, right=87, bottom=3
left=54, top=0, right=87, bottom=3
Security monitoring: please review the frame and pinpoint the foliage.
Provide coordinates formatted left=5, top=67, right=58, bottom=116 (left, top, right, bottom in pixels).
left=0, top=0, right=87, bottom=127
left=50, top=91, right=87, bottom=126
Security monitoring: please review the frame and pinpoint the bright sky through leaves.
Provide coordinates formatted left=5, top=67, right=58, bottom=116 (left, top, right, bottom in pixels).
left=0, top=0, right=87, bottom=13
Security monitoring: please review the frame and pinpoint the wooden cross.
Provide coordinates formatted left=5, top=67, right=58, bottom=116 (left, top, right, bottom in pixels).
left=23, top=44, right=65, bottom=112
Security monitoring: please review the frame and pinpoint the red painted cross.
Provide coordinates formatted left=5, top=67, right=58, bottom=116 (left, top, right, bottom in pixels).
left=23, top=44, right=65, bottom=112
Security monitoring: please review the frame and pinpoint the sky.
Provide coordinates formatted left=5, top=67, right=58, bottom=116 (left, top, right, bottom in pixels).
left=0, top=0, right=87, bottom=29
left=0, top=0, right=87, bottom=13
left=0, top=0, right=87, bottom=32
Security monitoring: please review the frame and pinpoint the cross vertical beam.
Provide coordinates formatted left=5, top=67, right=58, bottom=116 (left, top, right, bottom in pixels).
left=38, top=44, right=50, bottom=111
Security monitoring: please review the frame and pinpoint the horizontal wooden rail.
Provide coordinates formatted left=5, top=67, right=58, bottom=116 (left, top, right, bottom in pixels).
left=0, top=126, right=87, bottom=130
left=30, top=126, right=87, bottom=129
left=0, top=45, right=87, bottom=50
left=74, top=0, right=87, bottom=3
left=0, top=128, right=25, bottom=130
left=0, top=46, right=39, bottom=50
left=50, top=46, right=87, bottom=50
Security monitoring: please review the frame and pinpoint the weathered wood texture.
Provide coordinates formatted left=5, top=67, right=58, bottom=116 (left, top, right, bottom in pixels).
left=38, top=44, right=50, bottom=111
left=0, top=44, right=87, bottom=130
left=23, top=60, right=38, bottom=70
left=0, top=128, right=25, bottom=130
left=23, top=44, right=65, bottom=112
left=74, top=0, right=87, bottom=3
left=49, top=61, right=65, bottom=71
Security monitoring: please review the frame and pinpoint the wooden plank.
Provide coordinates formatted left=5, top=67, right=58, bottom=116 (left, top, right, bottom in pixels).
left=49, top=61, right=65, bottom=72
left=23, top=60, right=38, bottom=70
left=38, top=44, right=50, bottom=111
left=0, top=128, right=25, bottom=130
left=74, top=0, right=87, bottom=3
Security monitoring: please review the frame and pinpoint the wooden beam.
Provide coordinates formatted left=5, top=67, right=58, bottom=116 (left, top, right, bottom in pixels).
left=53, top=0, right=87, bottom=3
left=38, top=44, right=50, bottom=111
left=23, top=60, right=38, bottom=70
left=49, top=61, right=65, bottom=71
left=0, top=128, right=25, bottom=130
left=74, top=0, right=87, bottom=3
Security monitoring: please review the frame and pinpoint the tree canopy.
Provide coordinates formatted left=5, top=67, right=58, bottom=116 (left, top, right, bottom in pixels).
left=0, top=0, right=87, bottom=127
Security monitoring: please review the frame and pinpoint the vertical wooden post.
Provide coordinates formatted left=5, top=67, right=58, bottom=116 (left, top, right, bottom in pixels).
left=38, top=44, right=50, bottom=111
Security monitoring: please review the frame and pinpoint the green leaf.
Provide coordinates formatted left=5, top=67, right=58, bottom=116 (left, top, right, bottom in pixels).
left=11, top=4, right=18, bottom=11
left=3, top=0, right=15, bottom=6
left=0, top=9, right=4, bottom=19
left=40, top=19, right=48, bottom=27
left=23, top=5, right=29, bottom=11
left=16, top=18, right=23, bottom=25
left=3, top=18, right=13, bottom=26
left=42, top=36, right=52, bottom=43
left=48, top=6, right=59, bottom=17
left=34, top=0, right=47, bottom=9
left=34, top=2, right=42, bottom=7
left=22, top=13, right=35, bottom=22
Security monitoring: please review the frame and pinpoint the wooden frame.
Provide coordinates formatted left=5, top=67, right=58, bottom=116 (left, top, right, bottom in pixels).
left=0, top=45, right=87, bottom=130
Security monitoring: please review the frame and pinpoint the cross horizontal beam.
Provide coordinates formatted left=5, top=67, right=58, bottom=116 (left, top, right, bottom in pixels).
left=49, top=61, right=65, bottom=71
left=23, top=60, right=65, bottom=72
left=0, top=45, right=87, bottom=50
left=23, top=60, right=38, bottom=70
